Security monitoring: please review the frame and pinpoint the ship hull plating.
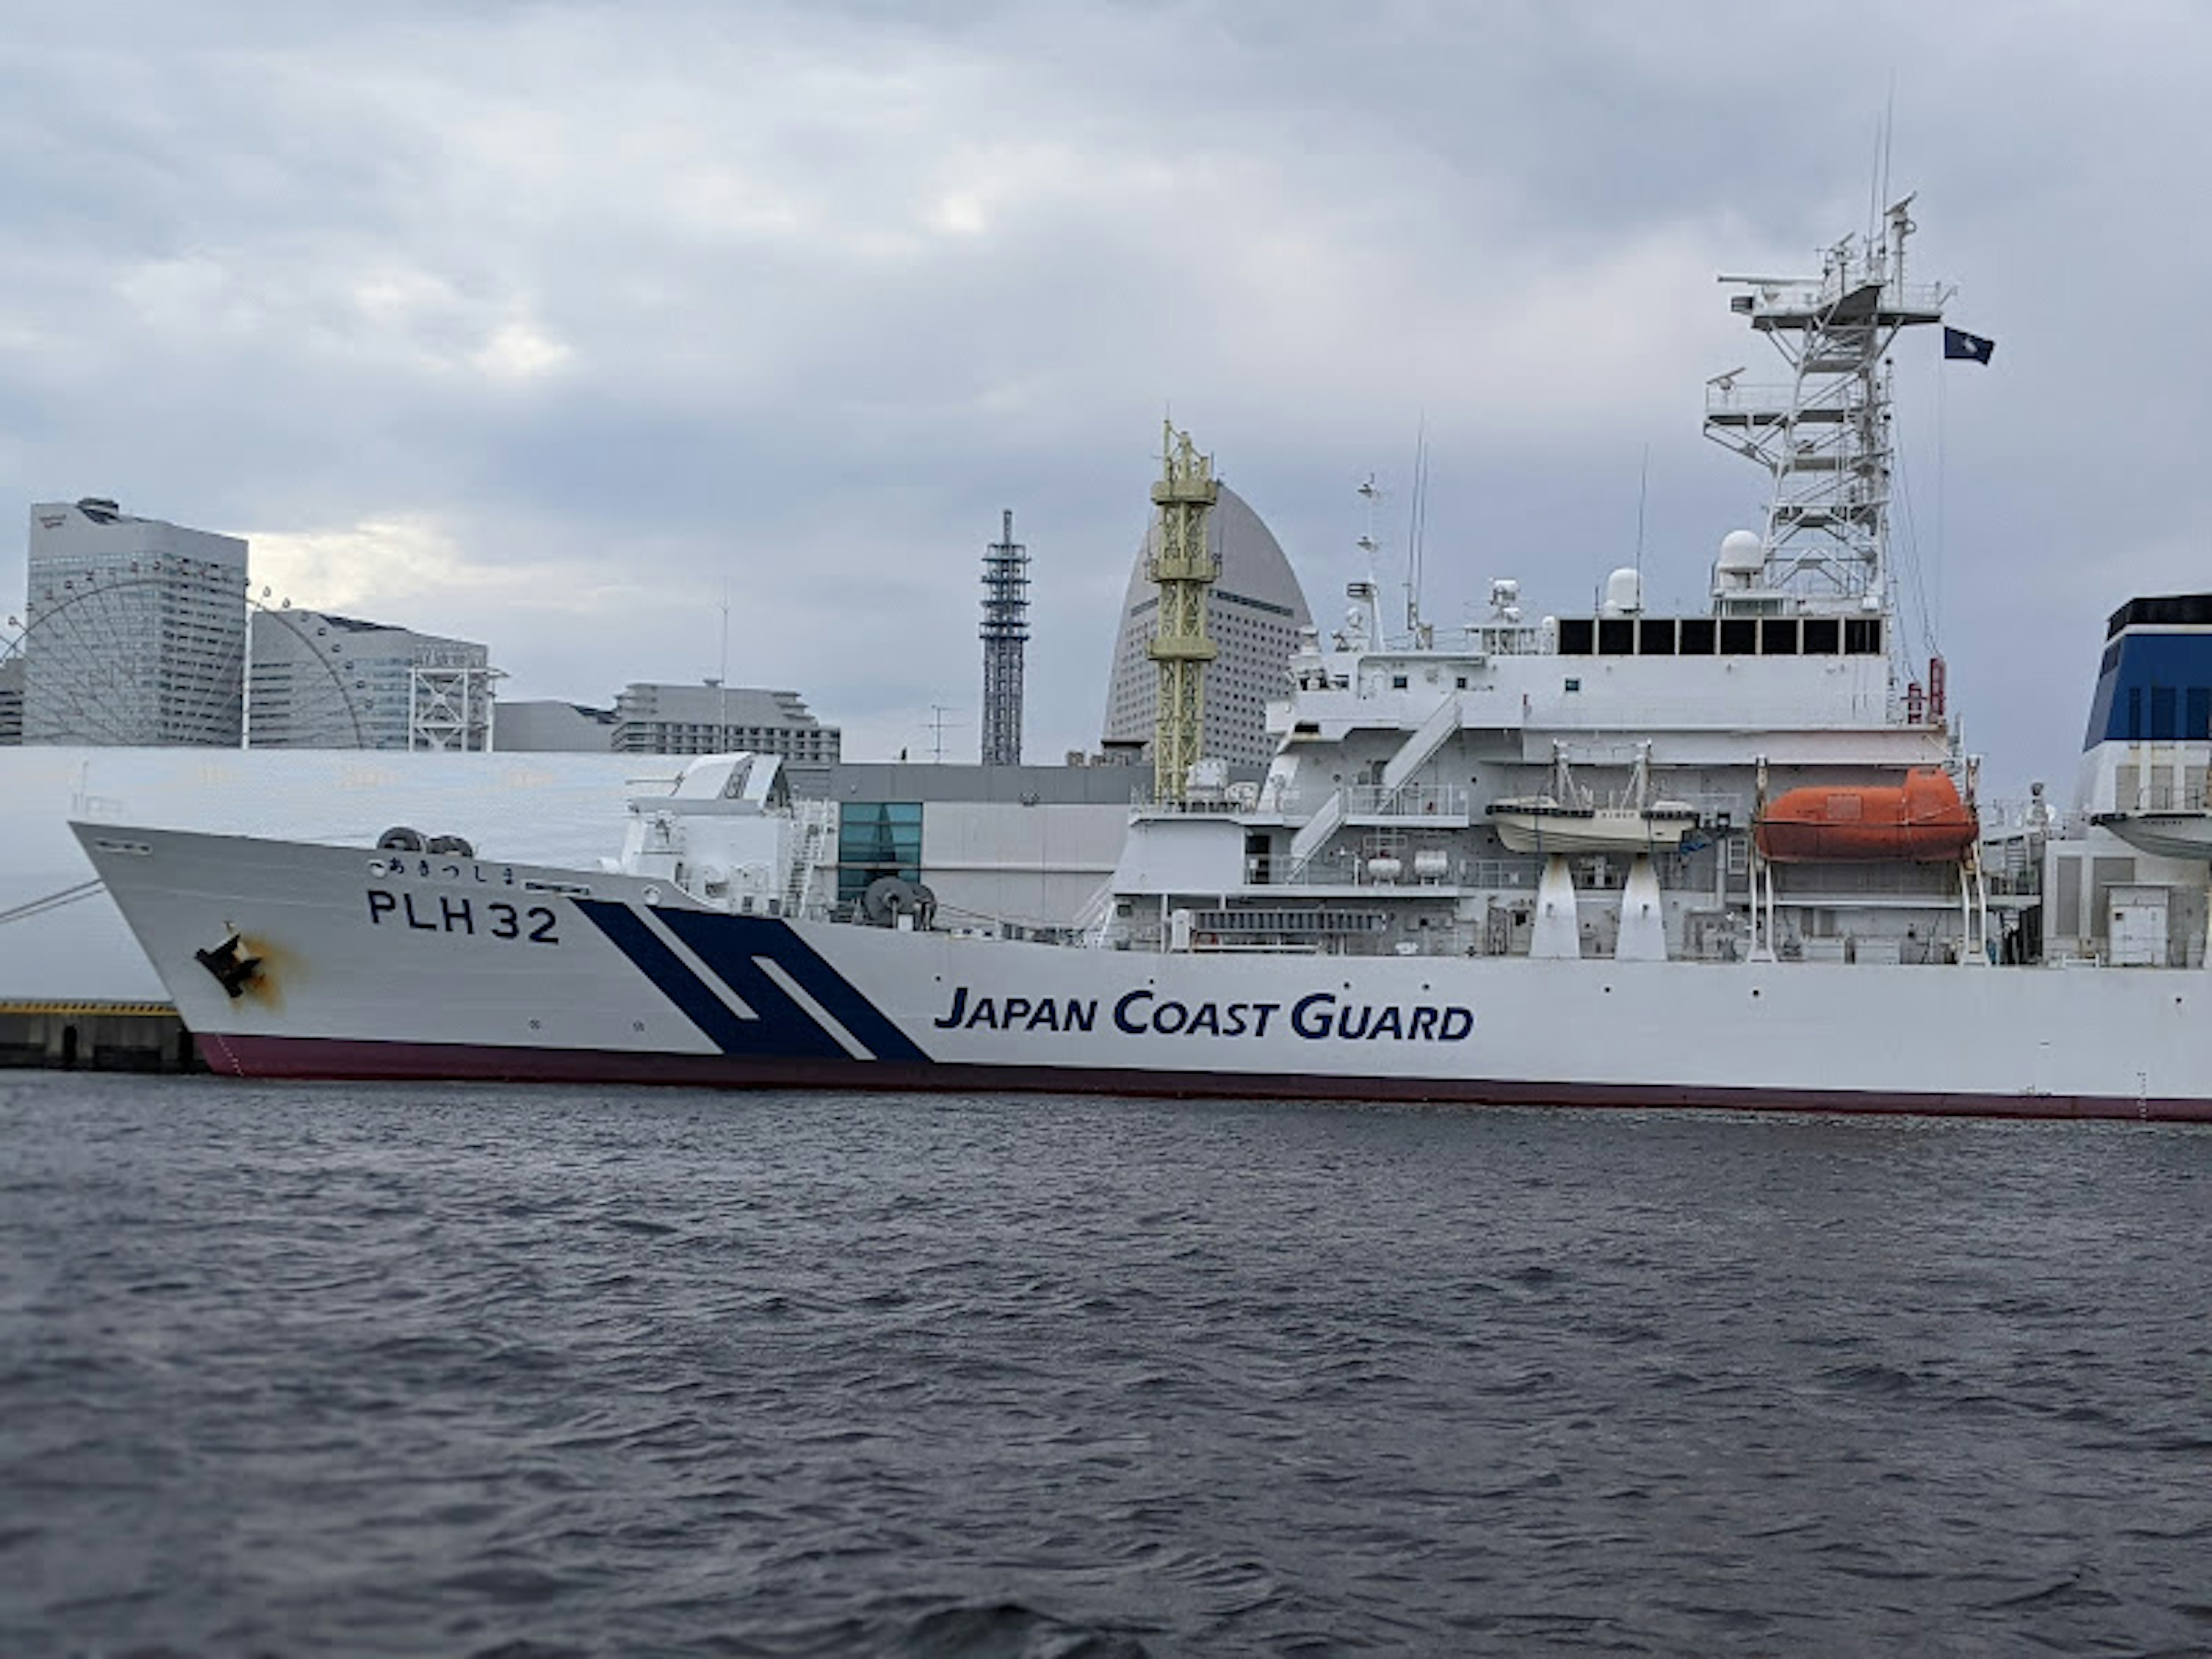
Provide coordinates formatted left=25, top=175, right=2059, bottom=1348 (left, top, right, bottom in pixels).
left=76, top=824, right=2212, bottom=1123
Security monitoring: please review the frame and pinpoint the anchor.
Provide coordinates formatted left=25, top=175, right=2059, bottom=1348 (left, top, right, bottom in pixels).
left=194, top=931, right=263, bottom=998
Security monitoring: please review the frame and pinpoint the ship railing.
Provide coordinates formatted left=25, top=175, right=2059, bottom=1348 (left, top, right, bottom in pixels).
left=1127, top=791, right=1250, bottom=816
left=1978, top=796, right=2053, bottom=833
left=1461, top=622, right=1551, bottom=656
left=1459, top=859, right=1540, bottom=889
left=1768, top=863, right=1976, bottom=898
left=1344, top=783, right=1470, bottom=819
left=1703, top=381, right=1808, bottom=420
left=1685, top=791, right=1751, bottom=828
left=2121, top=781, right=2212, bottom=812
left=1732, top=275, right=1949, bottom=320
left=1269, top=853, right=1539, bottom=891
left=1070, top=878, right=1119, bottom=948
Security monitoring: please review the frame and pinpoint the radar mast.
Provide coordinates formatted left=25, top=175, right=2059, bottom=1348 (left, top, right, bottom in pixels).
left=1705, top=196, right=1952, bottom=616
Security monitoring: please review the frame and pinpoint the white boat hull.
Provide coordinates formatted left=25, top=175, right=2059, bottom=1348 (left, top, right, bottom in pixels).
left=2090, top=812, right=2212, bottom=864
left=1488, top=810, right=1698, bottom=857
left=71, top=823, right=2212, bottom=1121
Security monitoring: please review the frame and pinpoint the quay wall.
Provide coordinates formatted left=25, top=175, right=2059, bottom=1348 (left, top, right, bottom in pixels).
left=0, top=1001, right=200, bottom=1072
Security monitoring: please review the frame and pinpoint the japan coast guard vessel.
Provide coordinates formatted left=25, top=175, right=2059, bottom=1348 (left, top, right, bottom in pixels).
left=73, top=200, right=2212, bottom=1119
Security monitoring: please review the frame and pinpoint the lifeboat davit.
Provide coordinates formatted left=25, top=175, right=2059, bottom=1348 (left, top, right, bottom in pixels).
left=1753, top=768, right=1979, bottom=863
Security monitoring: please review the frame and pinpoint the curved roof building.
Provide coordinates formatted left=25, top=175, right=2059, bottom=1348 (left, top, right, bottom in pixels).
left=1100, top=482, right=1313, bottom=774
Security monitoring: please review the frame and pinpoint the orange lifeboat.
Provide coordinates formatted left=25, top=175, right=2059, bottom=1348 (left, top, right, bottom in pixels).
left=1753, top=768, right=1979, bottom=863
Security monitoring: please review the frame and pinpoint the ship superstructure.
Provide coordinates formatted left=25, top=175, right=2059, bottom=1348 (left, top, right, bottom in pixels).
left=1103, top=198, right=1984, bottom=972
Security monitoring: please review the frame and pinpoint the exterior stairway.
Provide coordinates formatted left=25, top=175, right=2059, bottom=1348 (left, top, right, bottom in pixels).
left=1286, top=694, right=1461, bottom=881
left=782, top=800, right=836, bottom=918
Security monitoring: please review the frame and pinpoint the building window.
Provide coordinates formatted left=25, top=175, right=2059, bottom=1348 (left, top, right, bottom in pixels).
left=837, top=801, right=923, bottom=906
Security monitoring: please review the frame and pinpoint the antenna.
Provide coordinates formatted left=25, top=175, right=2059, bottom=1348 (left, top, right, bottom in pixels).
left=1881, top=78, right=1896, bottom=230
left=925, top=703, right=964, bottom=764
left=717, top=574, right=731, bottom=752
left=1867, top=87, right=1897, bottom=252
left=1403, top=418, right=1430, bottom=636
left=1355, top=473, right=1381, bottom=584
left=1634, top=443, right=1650, bottom=588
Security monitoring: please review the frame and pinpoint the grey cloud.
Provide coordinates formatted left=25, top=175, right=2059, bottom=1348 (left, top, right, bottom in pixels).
left=2, top=0, right=2208, bottom=782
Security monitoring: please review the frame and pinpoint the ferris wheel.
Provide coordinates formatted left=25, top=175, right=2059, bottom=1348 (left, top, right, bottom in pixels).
left=7, top=562, right=368, bottom=748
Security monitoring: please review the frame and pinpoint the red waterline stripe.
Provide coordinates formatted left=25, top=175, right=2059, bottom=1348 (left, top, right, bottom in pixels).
left=195, top=1033, right=2212, bottom=1123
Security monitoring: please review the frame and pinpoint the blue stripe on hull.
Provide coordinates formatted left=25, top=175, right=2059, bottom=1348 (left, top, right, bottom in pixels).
left=572, top=900, right=851, bottom=1059
left=655, top=908, right=929, bottom=1063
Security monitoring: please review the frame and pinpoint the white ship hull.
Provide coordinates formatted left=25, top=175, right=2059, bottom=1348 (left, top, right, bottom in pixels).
left=74, top=823, right=2212, bottom=1122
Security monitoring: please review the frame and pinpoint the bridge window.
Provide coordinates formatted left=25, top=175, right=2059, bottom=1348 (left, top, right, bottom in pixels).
left=2152, top=685, right=2177, bottom=741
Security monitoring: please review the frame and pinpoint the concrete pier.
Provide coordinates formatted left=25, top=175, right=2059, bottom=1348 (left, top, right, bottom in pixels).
left=0, top=1002, right=202, bottom=1073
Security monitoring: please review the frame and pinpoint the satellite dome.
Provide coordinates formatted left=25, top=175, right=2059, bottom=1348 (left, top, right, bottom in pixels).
left=1716, top=530, right=1764, bottom=573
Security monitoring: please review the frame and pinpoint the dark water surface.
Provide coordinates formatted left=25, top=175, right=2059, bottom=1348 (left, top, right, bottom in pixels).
left=2, top=1074, right=2209, bottom=1657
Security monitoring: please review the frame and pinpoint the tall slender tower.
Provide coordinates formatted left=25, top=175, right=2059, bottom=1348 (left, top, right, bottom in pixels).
left=1147, top=423, right=1220, bottom=800
left=979, top=508, right=1029, bottom=767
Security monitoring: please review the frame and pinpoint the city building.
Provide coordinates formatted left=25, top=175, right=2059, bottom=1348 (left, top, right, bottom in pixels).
left=21, top=498, right=249, bottom=745
left=612, top=681, right=841, bottom=790
left=493, top=699, right=619, bottom=752
left=247, top=610, right=494, bottom=750
left=0, top=654, right=22, bottom=744
left=1099, top=482, right=1312, bottom=775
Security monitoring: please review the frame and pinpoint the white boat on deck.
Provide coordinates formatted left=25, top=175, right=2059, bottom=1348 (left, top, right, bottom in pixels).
left=1487, top=744, right=1701, bottom=856
left=2089, top=810, right=2212, bottom=863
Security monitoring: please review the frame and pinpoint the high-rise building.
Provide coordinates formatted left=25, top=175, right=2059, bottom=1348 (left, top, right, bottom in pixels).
left=247, top=610, right=494, bottom=750
left=0, top=654, right=22, bottom=745
left=1099, top=482, right=1313, bottom=774
left=611, top=681, right=841, bottom=789
left=22, top=498, right=249, bottom=745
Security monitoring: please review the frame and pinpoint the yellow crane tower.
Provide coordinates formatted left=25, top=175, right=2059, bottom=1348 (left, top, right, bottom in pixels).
left=1146, top=421, right=1220, bottom=802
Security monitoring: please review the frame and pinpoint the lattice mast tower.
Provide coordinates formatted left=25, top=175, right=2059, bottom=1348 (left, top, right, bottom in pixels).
left=1704, top=195, right=1950, bottom=619
left=978, top=508, right=1029, bottom=766
left=1146, top=422, right=1220, bottom=801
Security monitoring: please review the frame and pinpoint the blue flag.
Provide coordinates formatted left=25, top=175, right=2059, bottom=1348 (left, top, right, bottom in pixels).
left=1944, top=327, right=1995, bottom=365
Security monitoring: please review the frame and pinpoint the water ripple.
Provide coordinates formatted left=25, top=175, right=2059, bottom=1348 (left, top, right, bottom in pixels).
left=1, top=1074, right=2207, bottom=1656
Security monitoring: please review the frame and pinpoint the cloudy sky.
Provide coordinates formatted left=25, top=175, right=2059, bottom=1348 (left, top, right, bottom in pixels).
left=2, top=0, right=2205, bottom=792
